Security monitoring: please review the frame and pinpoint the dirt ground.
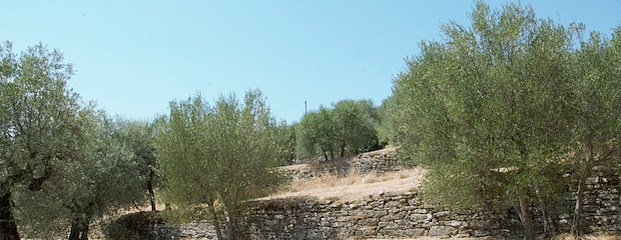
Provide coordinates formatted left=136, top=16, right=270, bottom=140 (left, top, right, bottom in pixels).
left=260, top=167, right=427, bottom=203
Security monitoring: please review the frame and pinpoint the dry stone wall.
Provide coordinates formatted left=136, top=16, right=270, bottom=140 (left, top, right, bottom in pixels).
left=176, top=173, right=621, bottom=239
left=243, top=192, right=517, bottom=240
left=280, top=148, right=404, bottom=180
left=172, top=148, right=621, bottom=239
left=559, top=174, right=621, bottom=233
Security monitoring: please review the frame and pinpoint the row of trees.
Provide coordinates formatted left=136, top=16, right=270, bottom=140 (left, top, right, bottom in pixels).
left=0, top=39, right=383, bottom=240
left=383, top=2, right=621, bottom=239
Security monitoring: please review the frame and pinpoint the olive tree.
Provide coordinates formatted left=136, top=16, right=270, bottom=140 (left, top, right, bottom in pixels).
left=14, top=113, right=147, bottom=240
left=386, top=3, right=577, bottom=239
left=296, top=99, right=380, bottom=161
left=156, top=90, right=282, bottom=240
left=0, top=42, right=88, bottom=240
left=567, top=26, right=621, bottom=237
left=112, top=119, right=159, bottom=211
left=274, top=122, right=297, bottom=165
left=332, top=99, right=380, bottom=156
left=295, top=107, right=337, bottom=161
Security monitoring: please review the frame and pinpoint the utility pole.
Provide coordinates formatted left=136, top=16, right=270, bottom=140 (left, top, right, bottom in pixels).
left=304, top=101, right=307, bottom=115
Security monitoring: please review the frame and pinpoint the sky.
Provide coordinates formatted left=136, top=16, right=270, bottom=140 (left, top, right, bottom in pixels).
left=1, top=1, right=620, bottom=123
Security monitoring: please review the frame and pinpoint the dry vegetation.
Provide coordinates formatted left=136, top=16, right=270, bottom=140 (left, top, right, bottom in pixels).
left=552, top=234, right=621, bottom=240
left=261, top=167, right=427, bottom=203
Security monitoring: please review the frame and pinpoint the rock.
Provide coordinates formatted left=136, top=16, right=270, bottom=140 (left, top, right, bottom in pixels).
left=408, top=213, right=432, bottom=222
left=468, top=220, right=499, bottom=230
left=429, top=226, right=455, bottom=237
left=405, top=228, right=426, bottom=236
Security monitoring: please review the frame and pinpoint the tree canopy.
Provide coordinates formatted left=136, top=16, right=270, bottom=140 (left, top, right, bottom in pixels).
left=384, top=2, right=621, bottom=239
left=14, top=114, right=147, bottom=240
left=296, top=99, right=381, bottom=161
left=0, top=42, right=88, bottom=240
left=156, top=90, right=282, bottom=239
left=0, top=42, right=155, bottom=240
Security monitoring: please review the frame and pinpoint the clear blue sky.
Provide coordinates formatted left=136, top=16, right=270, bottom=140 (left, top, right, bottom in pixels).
left=2, top=1, right=620, bottom=123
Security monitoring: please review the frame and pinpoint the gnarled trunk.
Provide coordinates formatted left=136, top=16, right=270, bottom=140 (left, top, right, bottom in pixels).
left=0, top=191, right=20, bottom=240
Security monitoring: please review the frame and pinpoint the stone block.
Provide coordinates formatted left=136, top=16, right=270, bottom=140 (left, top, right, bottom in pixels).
left=429, top=226, right=456, bottom=237
left=408, top=213, right=432, bottom=222
left=405, top=228, right=426, bottom=237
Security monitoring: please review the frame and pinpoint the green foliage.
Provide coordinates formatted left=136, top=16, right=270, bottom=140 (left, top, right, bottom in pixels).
left=113, top=119, right=159, bottom=211
left=563, top=24, right=621, bottom=236
left=274, top=122, right=297, bottom=165
left=385, top=3, right=593, bottom=238
left=332, top=99, right=380, bottom=155
left=0, top=41, right=151, bottom=239
left=295, top=107, right=337, bottom=161
left=14, top=113, right=147, bottom=239
left=0, top=42, right=92, bottom=239
left=155, top=89, right=282, bottom=238
left=295, top=99, right=380, bottom=161
left=386, top=1, right=621, bottom=238
left=0, top=42, right=81, bottom=193
left=567, top=25, right=621, bottom=169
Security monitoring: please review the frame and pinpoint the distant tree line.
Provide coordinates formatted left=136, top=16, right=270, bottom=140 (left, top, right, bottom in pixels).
left=295, top=99, right=383, bottom=161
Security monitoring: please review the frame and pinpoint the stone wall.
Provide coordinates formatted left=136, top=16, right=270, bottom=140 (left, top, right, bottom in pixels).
left=279, top=148, right=404, bottom=180
left=177, top=173, right=621, bottom=239
left=560, top=174, right=621, bottom=233
left=243, top=192, right=517, bottom=240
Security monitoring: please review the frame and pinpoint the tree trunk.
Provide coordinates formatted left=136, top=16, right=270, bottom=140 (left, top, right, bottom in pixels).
left=514, top=198, right=535, bottom=240
left=208, top=205, right=224, bottom=240
left=227, top=214, right=243, bottom=240
left=68, top=219, right=90, bottom=240
left=535, top=186, right=556, bottom=236
left=68, top=221, right=80, bottom=240
left=81, top=223, right=89, bottom=240
left=0, top=191, right=20, bottom=240
left=572, top=177, right=585, bottom=238
left=147, top=179, right=157, bottom=211
left=538, top=196, right=555, bottom=236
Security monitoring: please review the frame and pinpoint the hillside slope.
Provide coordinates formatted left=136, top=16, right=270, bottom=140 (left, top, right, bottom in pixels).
left=263, top=148, right=427, bottom=203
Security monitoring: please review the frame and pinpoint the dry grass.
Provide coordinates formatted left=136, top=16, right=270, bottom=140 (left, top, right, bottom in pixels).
left=364, top=234, right=621, bottom=240
left=260, top=168, right=427, bottom=202
left=288, top=168, right=417, bottom=189
left=552, top=234, right=621, bottom=240
left=363, top=237, right=505, bottom=240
